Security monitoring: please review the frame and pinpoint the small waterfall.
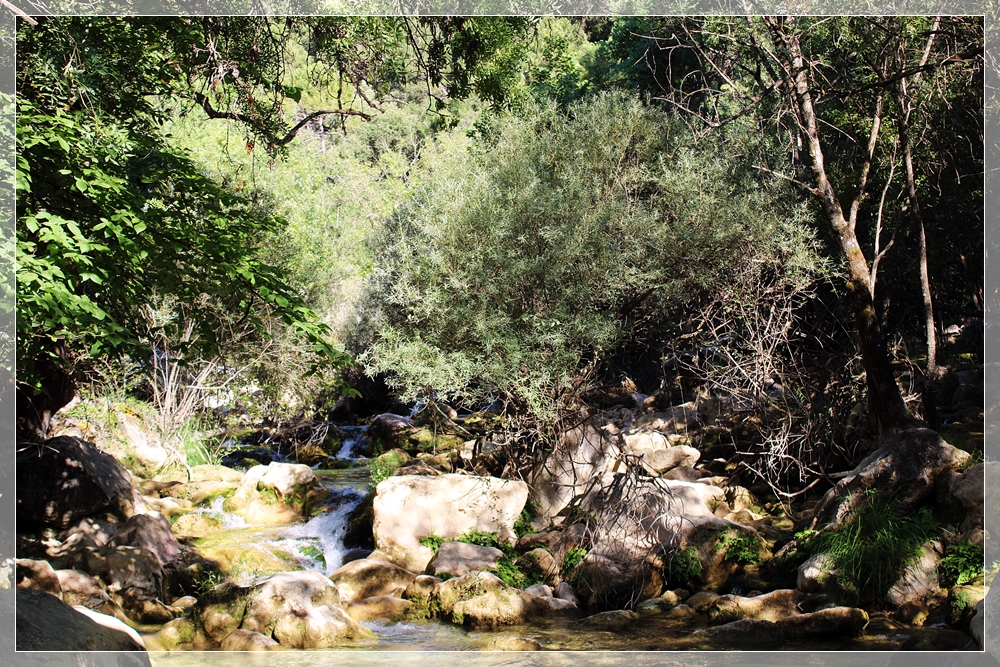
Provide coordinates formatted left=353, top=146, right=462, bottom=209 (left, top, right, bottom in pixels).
left=336, top=425, right=369, bottom=459
left=282, top=492, right=363, bottom=575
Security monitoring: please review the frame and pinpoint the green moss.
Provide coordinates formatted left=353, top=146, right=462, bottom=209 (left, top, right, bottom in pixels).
left=940, top=542, right=984, bottom=587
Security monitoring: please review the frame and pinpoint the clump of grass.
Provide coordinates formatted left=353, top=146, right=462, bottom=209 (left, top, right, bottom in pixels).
left=811, top=490, right=940, bottom=604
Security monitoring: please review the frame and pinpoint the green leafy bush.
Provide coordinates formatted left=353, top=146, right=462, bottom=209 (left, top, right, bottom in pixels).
left=456, top=529, right=501, bottom=548
left=940, top=542, right=984, bottom=587
left=562, top=547, right=588, bottom=576
left=715, top=531, right=762, bottom=565
left=811, top=493, right=941, bottom=604
left=368, top=452, right=402, bottom=489
left=665, top=547, right=703, bottom=585
left=419, top=533, right=445, bottom=554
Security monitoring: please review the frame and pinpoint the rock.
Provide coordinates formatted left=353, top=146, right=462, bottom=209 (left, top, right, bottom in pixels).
left=634, top=405, right=701, bottom=432
left=579, top=609, right=640, bottom=630
left=865, top=616, right=905, bottom=634
left=220, top=628, right=279, bottom=651
left=402, top=574, right=442, bottom=618
left=330, top=558, right=416, bottom=602
left=636, top=597, right=674, bottom=616
left=369, top=413, right=465, bottom=456
left=118, top=412, right=169, bottom=468
left=812, top=428, right=969, bottom=529
left=885, top=540, right=942, bottom=606
left=17, top=436, right=135, bottom=529
left=170, top=511, right=223, bottom=537
left=665, top=603, right=696, bottom=620
left=346, top=596, right=414, bottom=622
left=894, top=599, right=930, bottom=626
left=73, top=604, right=147, bottom=648
left=949, top=585, right=988, bottom=626
left=516, top=523, right=587, bottom=563
left=526, top=422, right=622, bottom=517
left=224, top=462, right=328, bottom=525
left=15, top=559, right=61, bottom=596
left=149, top=617, right=199, bottom=650
left=425, top=541, right=504, bottom=577
left=55, top=569, right=111, bottom=609
left=164, top=480, right=240, bottom=505
left=707, top=589, right=802, bottom=623
left=642, top=446, right=701, bottom=473
left=525, top=583, right=553, bottom=598
left=663, top=466, right=703, bottom=482
left=241, top=571, right=368, bottom=648
left=483, top=636, right=542, bottom=650
left=686, top=591, right=720, bottom=612
left=517, top=548, right=561, bottom=586
left=623, top=430, right=671, bottom=455
left=68, top=545, right=163, bottom=596
left=435, top=571, right=509, bottom=615
left=554, top=581, right=580, bottom=606
left=659, top=589, right=681, bottom=606
left=109, top=512, right=182, bottom=568
left=452, top=587, right=550, bottom=629
left=694, top=618, right=784, bottom=647
left=725, top=486, right=758, bottom=512
left=899, top=627, right=975, bottom=650
left=970, top=599, right=985, bottom=649
left=15, top=587, right=147, bottom=652
left=61, top=515, right=118, bottom=546
left=372, top=474, right=528, bottom=571
left=776, top=607, right=868, bottom=639
left=797, top=552, right=835, bottom=593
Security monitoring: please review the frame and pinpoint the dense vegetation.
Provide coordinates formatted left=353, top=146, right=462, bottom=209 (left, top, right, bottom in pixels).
left=15, top=16, right=984, bottom=495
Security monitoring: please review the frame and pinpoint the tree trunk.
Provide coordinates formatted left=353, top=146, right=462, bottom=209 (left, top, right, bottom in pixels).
left=769, top=18, right=910, bottom=436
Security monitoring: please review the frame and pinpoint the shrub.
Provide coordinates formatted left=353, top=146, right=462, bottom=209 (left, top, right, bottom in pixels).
left=940, top=542, right=984, bottom=587
left=715, top=530, right=762, bottom=566
left=664, top=546, right=703, bottom=585
left=368, top=451, right=402, bottom=489
left=562, top=547, right=588, bottom=576
left=419, top=533, right=445, bottom=554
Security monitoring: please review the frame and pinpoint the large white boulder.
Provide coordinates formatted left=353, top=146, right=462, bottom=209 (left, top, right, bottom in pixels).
left=224, top=462, right=328, bottom=524
left=373, top=474, right=528, bottom=572
left=526, top=423, right=622, bottom=517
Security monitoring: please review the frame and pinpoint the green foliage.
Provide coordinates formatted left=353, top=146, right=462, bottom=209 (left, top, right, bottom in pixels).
left=368, top=452, right=402, bottom=489
left=419, top=533, right=445, bottom=554
left=361, top=92, right=824, bottom=419
left=456, top=529, right=500, bottom=548
left=715, top=531, right=762, bottom=566
left=811, top=492, right=941, bottom=604
left=562, top=547, right=588, bottom=576
left=665, top=547, right=703, bottom=586
left=495, top=555, right=529, bottom=589
left=939, top=542, right=984, bottom=587
left=513, top=500, right=540, bottom=538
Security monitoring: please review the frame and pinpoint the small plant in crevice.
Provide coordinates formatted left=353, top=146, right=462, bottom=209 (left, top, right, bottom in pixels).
left=715, top=530, right=762, bottom=565
left=810, top=490, right=941, bottom=605
left=939, top=542, right=984, bottom=587
left=664, top=546, right=704, bottom=586
left=368, top=451, right=401, bottom=489
left=514, top=499, right=541, bottom=538
left=419, top=532, right=445, bottom=554
left=563, top=546, right=588, bottom=577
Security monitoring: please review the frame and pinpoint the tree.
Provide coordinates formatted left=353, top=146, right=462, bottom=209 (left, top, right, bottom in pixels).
left=606, top=16, right=983, bottom=436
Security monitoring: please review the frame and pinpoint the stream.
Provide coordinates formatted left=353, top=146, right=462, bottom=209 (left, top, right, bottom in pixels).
left=151, top=426, right=951, bottom=652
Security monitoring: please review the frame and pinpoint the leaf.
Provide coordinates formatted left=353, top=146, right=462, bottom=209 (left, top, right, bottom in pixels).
left=75, top=178, right=88, bottom=192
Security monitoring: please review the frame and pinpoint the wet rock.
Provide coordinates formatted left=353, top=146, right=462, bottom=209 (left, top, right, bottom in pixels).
left=346, top=596, right=414, bottom=622
left=149, top=617, right=199, bottom=650
left=224, top=462, right=329, bottom=525
left=426, top=541, right=504, bottom=578
left=664, top=603, right=697, bottom=620
left=899, top=626, right=974, bottom=650
left=636, top=597, right=674, bottom=616
left=170, top=511, right=223, bottom=537
left=694, top=618, right=784, bottom=647
left=109, top=512, right=182, bottom=568
left=894, top=599, right=930, bottom=626
left=17, top=436, right=135, bottom=529
left=686, top=591, right=720, bottom=612
left=484, top=636, right=542, bottom=650
left=402, top=574, right=442, bottom=618
left=707, top=589, right=802, bottom=623
left=812, top=429, right=969, bottom=529
left=330, top=558, right=416, bottom=602
left=452, top=588, right=550, bottom=629
left=579, top=609, right=640, bottom=631
left=198, top=583, right=249, bottom=643
left=865, top=615, right=905, bottom=634
left=15, top=588, right=147, bottom=652
left=775, top=607, right=868, bottom=639
left=15, top=559, right=61, bottom=596
left=372, top=474, right=528, bottom=571
left=241, top=571, right=368, bottom=648
left=435, top=571, right=509, bottom=615
left=220, top=628, right=279, bottom=651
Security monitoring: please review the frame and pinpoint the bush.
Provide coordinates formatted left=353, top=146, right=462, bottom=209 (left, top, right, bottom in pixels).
left=715, top=530, right=762, bottom=566
left=664, top=546, right=703, bottom=586
left=368, top=451, right=402, bottom=489
left=940, top=542, right=984, bottom=587
left=419, top=533, right=446, bottom=554
left=359, top=92, right=825, bottom=420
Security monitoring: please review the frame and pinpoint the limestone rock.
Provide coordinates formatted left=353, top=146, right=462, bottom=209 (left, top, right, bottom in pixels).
left=346, top=596, right=414, bottom=623
left=579, top=609, right=640, bottom=631
left=224, top=462, right=328, bottom=525
left=517, top=548, right=561, bottom=586
left=797, top=552, right=835, bottom=594
left=17, top=436, right=135, bottom=529
left=707, top=589, right=802, bottom=623
left=109, top=512, right=182, bottom=568
left=775, top=606, right=869, bottom=639
left=694, top=618, right=784, bottom=647
left=554, top=581, right=580, bottom=606
left=15, top=587, right=147, bottom=652
left=330, top=558, right=416, bottom=602
left=885, top=540, right=942, bottom=606
left=55, top=569, right=111, bottom=609
left=220, top=628, right=279, bottom=651
left=452, top=588, right=549, bottom=629
left=425, top=541, right=503, bottom=578
left=372, top=474, right=528, bottom=571
left=15, top=559, right=61, bottom=597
